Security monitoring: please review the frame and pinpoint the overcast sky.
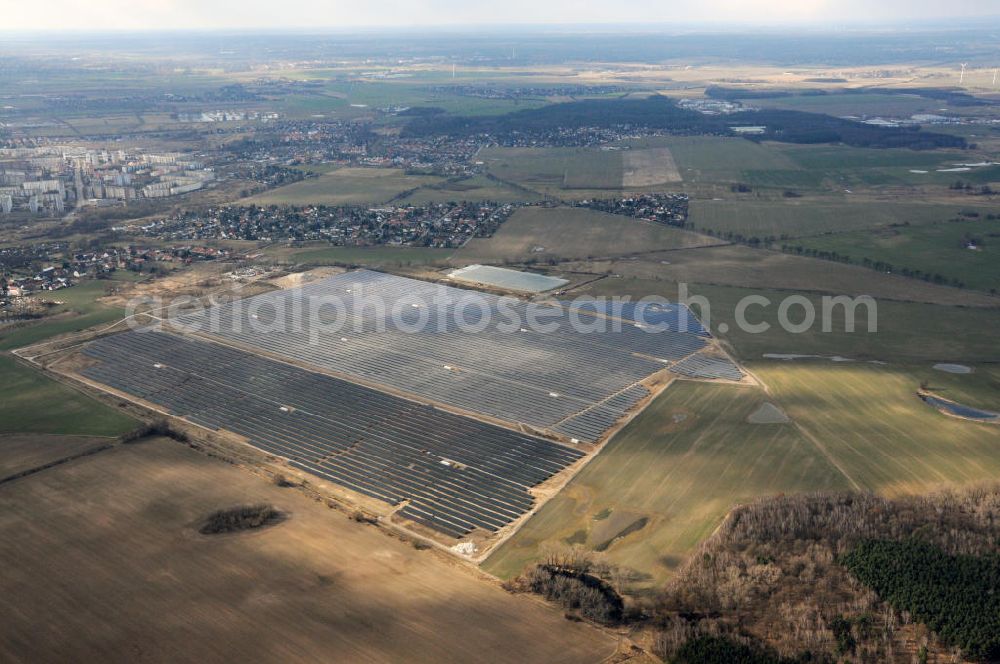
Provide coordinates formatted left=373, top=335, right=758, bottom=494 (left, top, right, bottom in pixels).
left=6, top=0, right=999, bottom=32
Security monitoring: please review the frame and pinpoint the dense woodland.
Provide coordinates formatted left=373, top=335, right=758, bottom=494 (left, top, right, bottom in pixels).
left=403, top=95, right=967, bottom=150
left=706, top=85, right=994, bottom=107
left=652, top=487, right=1000, bottom=662
left=841, top=539, right=1000, bottom=661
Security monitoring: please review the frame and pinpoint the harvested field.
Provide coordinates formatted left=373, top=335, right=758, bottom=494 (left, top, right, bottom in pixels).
left=0, top=434, right=110, bottom=480
left=0, top=438, right=616, bottom=663
left=560, top=244, right=1000, bottom=307
left=455, top=206, right=719, bottom=263
left=688, top=199, right=997, bottom=239
left=622, top=147, right=681, bottom=187
left=247, top=168, right=444, bottom=206
left=480, top=146, right=624, bottom=194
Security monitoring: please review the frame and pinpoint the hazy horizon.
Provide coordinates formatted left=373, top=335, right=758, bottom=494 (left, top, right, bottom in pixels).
left=5, top=0, right=1000, bottom=32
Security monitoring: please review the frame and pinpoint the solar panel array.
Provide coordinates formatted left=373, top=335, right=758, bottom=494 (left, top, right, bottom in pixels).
left=560, top=299, right=711, bottom=337
left=81, top=330, right=583, bottom=539
left=670, top=353, right=745, bottom=381
left=177, top=270, right=709, bottom=441
left=551, top=384, right=649, bottom=442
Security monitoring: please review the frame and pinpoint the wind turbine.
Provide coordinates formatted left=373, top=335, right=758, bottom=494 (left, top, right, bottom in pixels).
left=960, top=63, right=968, bottom=84
left=993, top=68, right=998, bottom=88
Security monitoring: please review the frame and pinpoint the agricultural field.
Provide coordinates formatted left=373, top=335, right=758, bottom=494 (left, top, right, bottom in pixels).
left=275, top=79, right=550, bottom=119
left=486, top=359, right=1000, bottom=587
left=0, top=434, right=111, bottom=480
left=687, top=198, right=997, bottom=238
left=289, top=245, right=453, bottom=268
left=396, top=175, right=543, bottom=204
left=484, top=380, right=850, bottom=586
left=796, top=217, right=1000, bottom=293
left=480, top=145, right=683, bottom=196
left=480, top=146, right=625, bottom=195
left=573, top=277, right=1000, bottom=363
left=455, top=206, right=719, bottom=263
left=560, top=243, right=1000, bottom=307
left=0, top=438, right=616, bottom=663
left=629, top=136, right=800, bottom=184
left=753, top=361, right=1000, bottom=495
left=748, top=92, right=982, bottom=119
left=771, top=142, right=1000, bottom=189
left=909, top=364, right=1000, bottom=412
left=0, top=357, right=137, bottom=437
left=626, top=136, right=999, bottom=193
left=621, top=147, right=681, bottom=187
left=246, top=167, right=445, bottom=205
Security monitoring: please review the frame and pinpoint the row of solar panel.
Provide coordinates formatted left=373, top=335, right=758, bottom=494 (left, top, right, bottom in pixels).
left=559, top=300, right=710, bottom=337
left=551, top=384, right=650, bottom=441
left=669, top=353, right=745, bottom=381
left=81, top=330, right=583, bottom=539
left=176, top=270, right=710, bottom=440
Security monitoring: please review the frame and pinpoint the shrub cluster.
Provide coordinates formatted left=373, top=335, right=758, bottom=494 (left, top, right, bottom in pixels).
left=199, top=504, right=281, bottom=535
left=525, top=564, right=623, bottom=625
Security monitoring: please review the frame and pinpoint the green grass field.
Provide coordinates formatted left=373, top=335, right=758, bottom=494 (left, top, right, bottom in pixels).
left=247, top=168, right=445, bottom=205
left=688, top=198, right=996, bottom=238
left=0, top=357, right=136, bottom=437
left=0, top=279, right=130, bottom=352
left=796, top=218, right=1000, bottom=293
left=483, top=380, right=850, bottom=586
left=753, top=362, right=1000, bottom=496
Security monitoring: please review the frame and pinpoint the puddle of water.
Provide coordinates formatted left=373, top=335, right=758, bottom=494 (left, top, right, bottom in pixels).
left=920, top=394, right=998, bottom=422
left=933, top=363, right=973, bottom=374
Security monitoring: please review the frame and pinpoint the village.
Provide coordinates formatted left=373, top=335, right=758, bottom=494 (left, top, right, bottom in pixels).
left=123, top=201, right=520, bottom=248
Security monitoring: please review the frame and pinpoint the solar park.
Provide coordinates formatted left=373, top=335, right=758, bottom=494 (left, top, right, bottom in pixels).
left=176, top=270, right=740, bottom=440
left=81, top=330, right=582, bottom=538
left=76, top=269, right=744, bottom=541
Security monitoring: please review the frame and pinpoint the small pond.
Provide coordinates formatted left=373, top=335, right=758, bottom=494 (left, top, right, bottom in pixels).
left=920, top=394, right=999, bottom=422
